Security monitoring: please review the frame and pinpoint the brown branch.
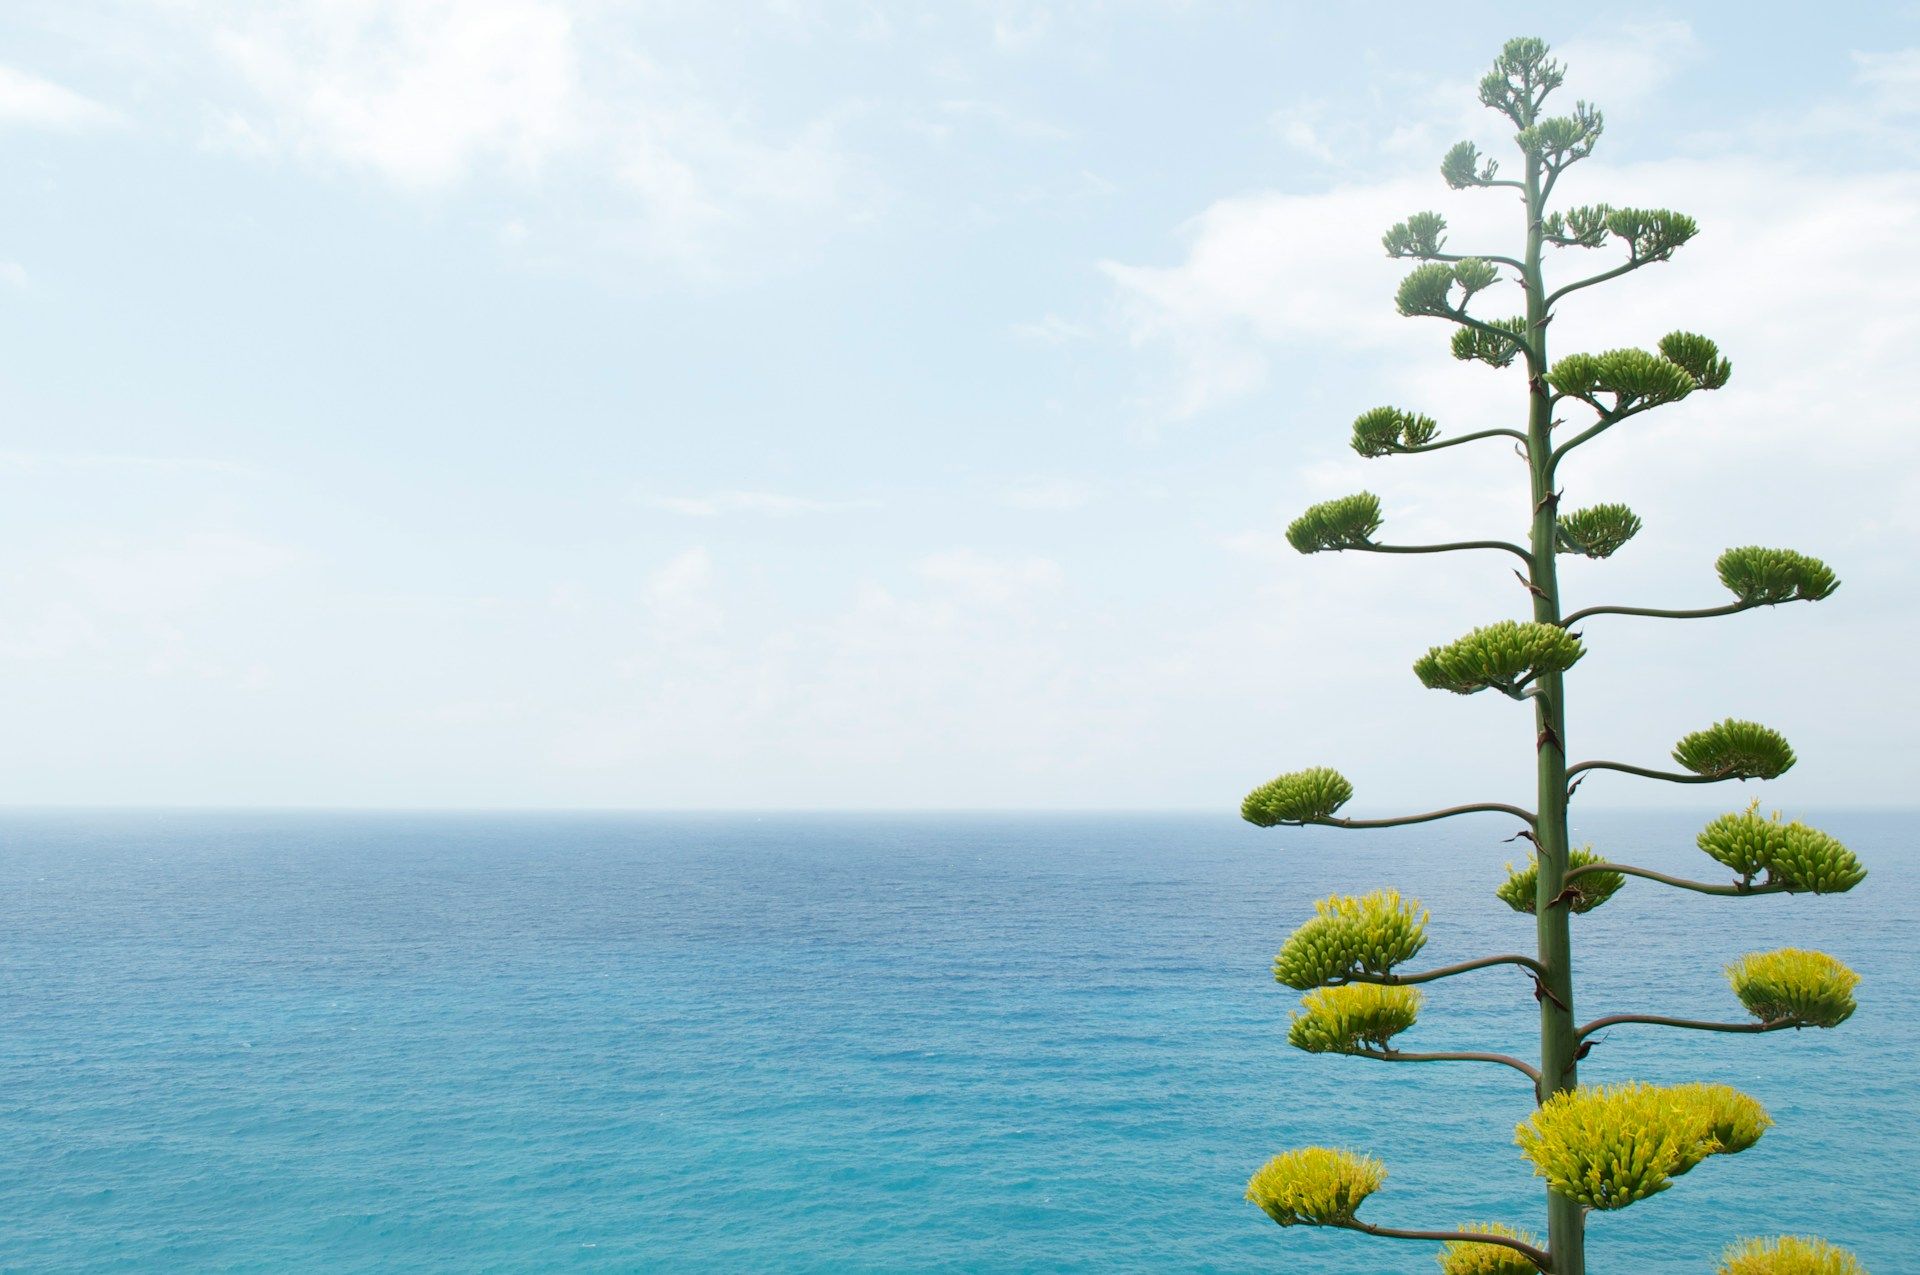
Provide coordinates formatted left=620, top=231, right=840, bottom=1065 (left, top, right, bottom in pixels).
left=1346, top=1046, right=1543, bottom=1085
left=1338, top=1219, right=1552, bottom=1271
left=1304, top=802, right=1539, bottom=830
left=1329, top=953, right=1550, bottom=985
left=1575, top=1014, right=1796, bottom=1045
left=1565, top=860, right=1792, bottom=898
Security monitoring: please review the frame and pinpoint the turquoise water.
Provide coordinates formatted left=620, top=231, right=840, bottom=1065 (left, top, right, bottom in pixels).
left=1, top=810, right=1911, bottom=1272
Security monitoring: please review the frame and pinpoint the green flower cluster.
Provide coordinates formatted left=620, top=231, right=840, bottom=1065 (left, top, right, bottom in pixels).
left=1672, top=719, right=1796, bottom=780
left=1695, top=803, right=1866, bottom=893
left=1441, top=139, right=1502, bottom=189
left=1727, top=948, right=1859, bottom=1029
left=1286, top=492, right=1383, bottom=553
left=1273, top=889, right=1430, bottom=989
left=1244, top=1147, right=1385, bottom=1228
left=1717, top=547, right=1840, bottom=604
left=1241, top=767, right=1355, bottom=827
left=1515, top=1082, right=1769, bottom=1211
left=1478, top=38, right=1563, bottom=126
left=1495, top=846, right=1623, bottom=915
left=1451, top=316, right=1528, bottom=368
left=1719, top=1236, right=1867, bottom=1275
left=1438, top=1223, right=1545, bottom=1275
left=1517, top=103, right=1603, bottom=169
left=1556, top=503, right=1642, bottom=558
left=1288, top=984, right=1422, bottom=1054
left=1395, top=259, right=1501, bottom=319
left=1350, top=407, right=1439, bottom=457
left=1658, top=331, right=1732, bottom=390
left=1607, top=208, right=1699, bottom=262
left=1548, top=347, right=1697, bottom=412
left=1542, top=203, right=1612, bottom=248
left=1382, top=211, right=1448, bottom=259
left=1413, top=620, right=1585, bottom=696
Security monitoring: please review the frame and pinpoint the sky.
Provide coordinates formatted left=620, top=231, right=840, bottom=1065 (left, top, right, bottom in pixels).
left=0, top=1, right=1914, bottom=810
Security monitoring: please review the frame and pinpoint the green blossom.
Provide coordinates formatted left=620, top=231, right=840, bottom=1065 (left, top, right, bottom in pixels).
left=1719, top=1236, right=1867, bottom=1275
left=1672, top=719, right=1796, bottom=780
left=1696, top=802, right=1867, bottom=893
left=1351, top=407, right=1440, bottom=457
left=1437, top=1223, right=1546, bottom=1275
left=1717, top=547, right=1839, bottom=604
left=1287, top=493, right=1383, bottom=553
left=1496, top=846, right=1623, bottom=915
left=1515, top=1082, right=1768, bottom=1210
left=1414, top=620, right=1584, bottom=696
left=1727, top=949, right=1859, bottom=1029
left=1556, top=503, right=1642, bottom=558
left=1288, top=984, right=1422, bottom=1054
left=1242, top=767, right=1354, bottom=827
left=1245, top=1147, right=1385, bottom=1227
left=1273, top=889, right=1430, bottom=989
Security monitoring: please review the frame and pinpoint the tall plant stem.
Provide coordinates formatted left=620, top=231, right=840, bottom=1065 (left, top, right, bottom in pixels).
left=1521, top=148, right=1585, bottom=1275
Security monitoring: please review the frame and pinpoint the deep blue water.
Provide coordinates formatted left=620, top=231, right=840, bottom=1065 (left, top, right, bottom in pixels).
left=1, top=809, right=1911, bottom=1273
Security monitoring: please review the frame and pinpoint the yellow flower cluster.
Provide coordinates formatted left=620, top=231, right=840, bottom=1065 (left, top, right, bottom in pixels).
left=1514, top=1082, right=1770, bottom=1210
left=1244, top=1147, right=1385, bottom=1228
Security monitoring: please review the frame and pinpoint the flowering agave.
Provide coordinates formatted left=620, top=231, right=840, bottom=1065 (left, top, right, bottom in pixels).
left=1413, top=620, right=1584, bottom=697
left=1244, top=1148, right=1384, bottom=1227
left=1234, top=35, right=1862, bottom=1275
left=1727, top=949, right=1860, bottom=1029
left=1271, top=889, right=1429, bottom=988
left=1720, top=1236, right=1867, bottom=1275
left=1438, top=1224, right=1548, bottom=1275
left=1695, top=802, right=1867, bottom=894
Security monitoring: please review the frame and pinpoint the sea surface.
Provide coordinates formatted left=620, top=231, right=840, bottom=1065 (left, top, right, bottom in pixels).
left=1, top=809, right=1912, bottom=1273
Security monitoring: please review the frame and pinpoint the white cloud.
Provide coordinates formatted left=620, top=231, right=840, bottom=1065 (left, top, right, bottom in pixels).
left=0, top=450, right=256, bottom=476
left=0, top=531, right=297, bottom=677
left=205, top=0, right=581, bottom=187
left=0, top=261, right=26, bottom=289
left=1853, top=47, right=1920, bottom=113
left=172, top=0, right=876, bottom=276
left=917, top=549, right=1062, bottom=605
left=998, top=477, right=1095, bottom=510
left=931, top=98, right=1071, bottom=141
left=1010, top=312, right=1093, bottom=344
left=1101, top=176, right=1445, bottom=417
left=609, top=90, right=872, bottom=272
left=0, top=65, right=119, bottom=130
left=641, top=546, right=721, bottom=638
left=1554, top=20, right=1700, bottom=107
left=647, top=490, right=873, bottom=517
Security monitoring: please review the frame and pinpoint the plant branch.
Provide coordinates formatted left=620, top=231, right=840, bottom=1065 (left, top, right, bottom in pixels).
left=1563, top=760, right=1732, bottom=787
left=1310, top=802, right=1538, bottom=830
left=1339, top=1220, right=1552, bottom=1271
left=1574, top=1014, right=1795, bottom=1045
left=1330, top=953, right=1551, bottom=985
left=1546, top=256, right=1656, bottom=308
left=1550, top=396, right=1675, bottom=467
left=1565, top=860, right=1791, bottom=899
left=1355, top=540, right=1535, bottom=568
left=1548, top=414, right=1619, bottom=464
left=1421, top=251, right=1528, bottom=271
left=1559, top=599, right=1759, bottom=627
left=1396, top=427, right=1531, bottom=454
left=1347, top=1047, right=1543, bottom=1084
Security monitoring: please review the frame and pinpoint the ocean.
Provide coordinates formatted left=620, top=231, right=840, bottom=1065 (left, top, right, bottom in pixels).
left=1, top=809, right=1911, bottom=1273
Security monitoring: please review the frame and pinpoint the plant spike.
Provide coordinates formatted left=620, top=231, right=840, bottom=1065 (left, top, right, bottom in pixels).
left=1239, top=35, right=1859, bottom=1275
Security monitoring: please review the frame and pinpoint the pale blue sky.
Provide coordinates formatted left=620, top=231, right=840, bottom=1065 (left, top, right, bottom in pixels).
left=1, top=2, right=1914, bottom=808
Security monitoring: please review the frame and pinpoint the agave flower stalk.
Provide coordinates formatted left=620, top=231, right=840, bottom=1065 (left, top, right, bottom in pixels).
left=1234, top=37, right=1865, bottom=1275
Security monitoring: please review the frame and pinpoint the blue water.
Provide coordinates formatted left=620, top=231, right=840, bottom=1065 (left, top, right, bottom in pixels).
left=1, top=810, right=1912, bottom=1273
